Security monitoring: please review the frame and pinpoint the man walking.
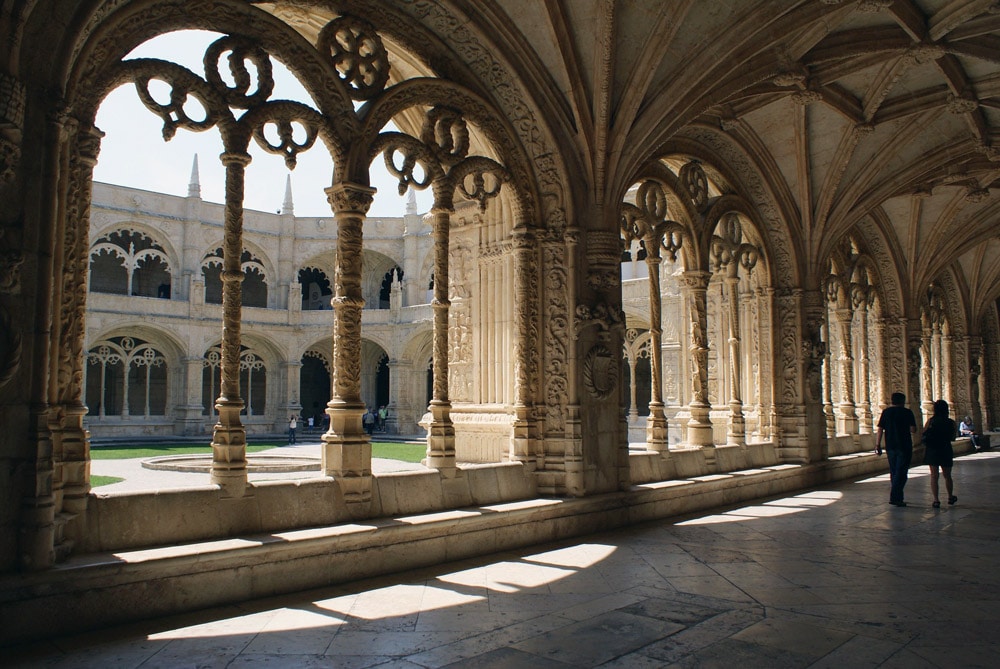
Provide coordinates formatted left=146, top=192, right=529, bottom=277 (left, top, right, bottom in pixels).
left=876, top=392, right=917, bottom=507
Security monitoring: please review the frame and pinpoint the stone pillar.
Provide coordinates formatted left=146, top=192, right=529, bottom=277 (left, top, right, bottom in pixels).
left=644, top=253, right=668, bottom=451
left=942, top=333, right=953, bottom=406
left=281, top=359, right=302, bottom=420
left=801, top=289, right=828, bottom=461
left=176, top=356, right=207, bottom=435
left=679, top=270, right=713, bottom=448
left=873, top=318, right=889, bottom=417
left=322, top=183, right=375, bottom=507
left=724, top=268, right=745, bottom=446
left=907, top=319, right=925, bottom=429
left=424, top=197, right=456, bottom=473
left=209, top=151, right=251, bottom=497
left=920, top=319, right=934, bottom=420
left=822, top=321, right=836, bottom=438
left=834, top=307, right=858, bottom=435
left=19, top=106, right=69, bottom=570
left=510, top=225, right=538, bottom=464
left=856, top=301, right=872, bottom=434
left=52, top=125, right=103, bottom=532
left=969, top=336, right=984, bottom=433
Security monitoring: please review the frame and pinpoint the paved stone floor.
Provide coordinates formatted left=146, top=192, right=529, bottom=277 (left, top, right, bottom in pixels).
left=9, top=451, right=1000, bottom=668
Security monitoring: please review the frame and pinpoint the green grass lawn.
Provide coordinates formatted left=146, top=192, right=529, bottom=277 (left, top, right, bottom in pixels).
left=91, top=475, right=124, bottom=487
left=90, top=441, right=426, bottom=463
left=90, top=443, right=278, bottom=460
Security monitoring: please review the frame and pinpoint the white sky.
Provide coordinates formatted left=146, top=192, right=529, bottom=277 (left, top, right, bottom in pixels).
left=93, top=30, right=431, bottom=218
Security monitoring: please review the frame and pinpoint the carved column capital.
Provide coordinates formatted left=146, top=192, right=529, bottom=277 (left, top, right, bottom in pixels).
left=326, top=182, right=375, bottom=216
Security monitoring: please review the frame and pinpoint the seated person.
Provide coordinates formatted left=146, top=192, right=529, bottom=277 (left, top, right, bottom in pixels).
left=959, top=416, right=981, bottom=451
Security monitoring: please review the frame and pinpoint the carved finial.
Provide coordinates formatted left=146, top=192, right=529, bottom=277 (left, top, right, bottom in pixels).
left=188, top=154, right=201, bottom=198
left=282, top=174, right=294, bottom=215
left=791, top=90, right=822, bottom=105
left=406, top=189, right=417, bottom=215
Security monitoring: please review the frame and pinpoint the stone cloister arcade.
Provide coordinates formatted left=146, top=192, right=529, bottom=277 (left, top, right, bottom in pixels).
left=3, top=0, right=1000, bottom=643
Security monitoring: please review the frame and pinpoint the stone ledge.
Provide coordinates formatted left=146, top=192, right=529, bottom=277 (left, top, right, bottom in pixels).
left=0, top=451, right=895, bottom=647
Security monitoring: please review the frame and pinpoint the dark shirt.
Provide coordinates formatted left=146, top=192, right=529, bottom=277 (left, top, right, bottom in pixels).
left=878, top=405, right=916, bottom=450
left=924, top=416, right=956, bottom=450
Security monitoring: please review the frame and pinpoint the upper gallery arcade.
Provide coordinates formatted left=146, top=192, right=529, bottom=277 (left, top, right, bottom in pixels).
left=1, top=0, right=999, bottom=642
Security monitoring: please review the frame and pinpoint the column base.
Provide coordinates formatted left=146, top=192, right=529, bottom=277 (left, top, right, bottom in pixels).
left=646, top=404, right=669, bottom=453
left=323, top=402, right=372, bottom=504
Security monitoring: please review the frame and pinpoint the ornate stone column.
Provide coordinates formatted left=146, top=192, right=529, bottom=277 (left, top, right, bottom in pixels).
left=941, top=333, right=953, bottom=406
left=920, top=318, right=934, bottom=419
left=322, top=183, right=375, bottom=506
left=822, top=321, right=836, bottom=438
left=20, top=105, right=68, bottom=570
left=281, top=359, right=302, bottom=421
left=723, top=268, right=745, bottom=446
left=855, top=301, right=873, bottom=433
left=510, top=225, right=538, bottom=464
left=424, top=192, right=456, bottom=473
left=801, top=289, right=828, bottom=460
left=679, top=270, right=713, bottom=448
left=177, top=355, right=207, bottom=435
left=209, top=151, right=251, bottom=497
left=969, top=336, right=984, bottom=432
left=873, top=317, right=889, bottom=417
left=907, top=319, right=925, bottom=429
left=52, top=124, right=103, bottom=527
left=643, top=251, right=668, bottom=450
left=834, top=307, right=858, bottom=435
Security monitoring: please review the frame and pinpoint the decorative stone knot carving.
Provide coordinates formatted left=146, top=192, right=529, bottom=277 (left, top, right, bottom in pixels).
left=978, top=144, right=1000, bottom=161
left=853, top=122, right=875, bottom=136
left=791, top=90, right=822, bottom=105
left=906, top=44, right=944, bottom=64
left=856, top=0, right=893, bottom=12
left=719, top=116, right=741, bottom=132
left=772, top=71, right=807, bottom=88
left=574, top=302, right=624, bottom=341
left=678, top=160, right=709, bottom=210
left=947, top=95, right=978, bottom=114
left=582, top=344, right=619, bottom=400
left=965, top=188, right=990, bottom=203
left=0, top=228, right=23, bottom=293
left=318, top=15, right=390, bottom=100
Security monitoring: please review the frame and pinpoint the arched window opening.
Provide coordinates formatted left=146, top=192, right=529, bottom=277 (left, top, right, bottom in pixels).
left=89, top=229, right=171, bottom=297
left=202, top=248, right=268, bottom=307
left=379, top=267, right=403, bottom=309
left=86, top=336, right=167, bottom=417
left=202, top=344, right=267, bottom=416
left=300, top=350, right=331, bottom=427
left=298, top=267, right=332, bottom=310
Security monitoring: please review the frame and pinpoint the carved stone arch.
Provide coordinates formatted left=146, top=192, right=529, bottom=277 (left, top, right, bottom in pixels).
left=357, top=78, right=536, bottom=222
left=933, top=267, right=970, bottom=338
left=402, top=326, right=435, bottom=366
left=703, top=195, right=770, bottom=287
left=853, top=214, right=906, bottom=320
left=657, top=129, right=803, bottom=290
left=66, top=2, right=357, bottom=159
left=620, top=160, right=700, bottom=271
left=89, top=220, right=180, bottom=271
left=86, top=321, right=186, bottom=363
left=200, top=240, right=273, bottom=284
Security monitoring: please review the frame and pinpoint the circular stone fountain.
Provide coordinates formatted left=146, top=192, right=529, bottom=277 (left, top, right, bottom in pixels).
left=141, top=454, right=321, bottom=473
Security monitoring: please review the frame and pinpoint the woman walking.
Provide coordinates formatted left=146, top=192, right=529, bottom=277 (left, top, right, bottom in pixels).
left=923, top=399, right=957, bottom=508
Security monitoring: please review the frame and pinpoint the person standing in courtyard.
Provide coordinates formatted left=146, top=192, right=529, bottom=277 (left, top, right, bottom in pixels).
left=923, top=399, right=958, bottom=508
left=875, top=392, right=917, bottom=507
left=288, top=415, right=298, bottom=445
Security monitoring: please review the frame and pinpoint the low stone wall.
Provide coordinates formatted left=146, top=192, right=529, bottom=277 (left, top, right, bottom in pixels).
left=1, top=447, right=907, bottom=646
